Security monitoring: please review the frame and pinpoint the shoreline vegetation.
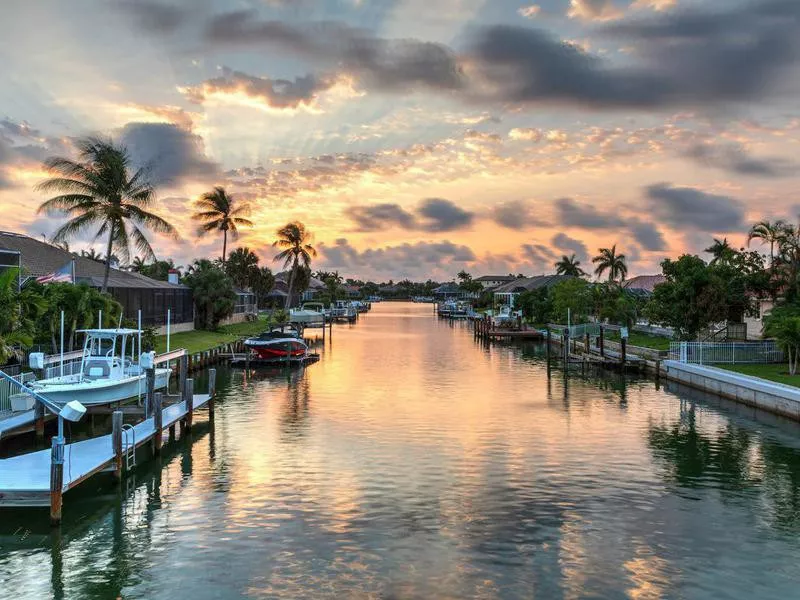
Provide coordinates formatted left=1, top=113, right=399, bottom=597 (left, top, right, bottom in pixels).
left=153, top=316, right=269, bottom=355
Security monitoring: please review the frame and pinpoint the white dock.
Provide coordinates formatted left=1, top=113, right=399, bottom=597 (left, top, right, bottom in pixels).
left=0, top=409, right=36, bottom=441
left=0, top=393, right=211, bottom=508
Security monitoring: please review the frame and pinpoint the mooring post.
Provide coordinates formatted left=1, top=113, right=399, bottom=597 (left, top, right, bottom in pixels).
left=599, top=326, right=605, bottom=357
left=546, top=328, right=552, bottom=362
left=563, top=328, right=570, bottom=362
left=179, top=354, right=188, bottom=399
left=35, top=399, right=45, bottom=439
left=49, top=431, right=65, bottom=526
left=145, top=367, right=155, bottom=419
left=153, top=392, right=163, bottom=455
left=184, top=378, right=194, bottom=432
left=112, top=410, right=123, bottom=480
left=584, top=332, right=590, bottom=355
left=208, top=368, right=217, bottom=420
left=620, top=337, right=627, bottom=369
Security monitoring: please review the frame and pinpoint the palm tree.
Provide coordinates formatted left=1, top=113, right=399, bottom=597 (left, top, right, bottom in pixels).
left=130, top=256, right=147, bottom=273
left=273, top=222, right=317, bottom=308
left=592, top=245, right=627, bottom=282
left=36, top=137, right=178, bottom=292
left=81, top=248, right=102, bottom=261
left=748, top=220, right=788, bottom=266
left=225, top=247, right=260, bottom=289
left=192, top=187, right=253, bottom=264
left=554, top=254, right=585, bottom=277
left=704, top=237, right=735, bottom=265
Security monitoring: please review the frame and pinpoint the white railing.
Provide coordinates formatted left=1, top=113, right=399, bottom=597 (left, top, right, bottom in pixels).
left=669, top=341, right=783, bottom=364
left=0, top=371, right=36, bottom=413
left=42, top=360, right=83, bottom=380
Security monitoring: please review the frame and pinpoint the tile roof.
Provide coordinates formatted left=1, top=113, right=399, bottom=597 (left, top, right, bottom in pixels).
left=0, top=231, right=187, bottom=289
left=492, top=274, right=573, bottom=293
left=621, top=275, right=666, bottom=293
left=474, top=275, right=516, bottom=282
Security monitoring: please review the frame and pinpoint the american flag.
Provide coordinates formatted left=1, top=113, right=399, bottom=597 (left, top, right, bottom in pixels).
left=36, top=260, right=74, bottom=284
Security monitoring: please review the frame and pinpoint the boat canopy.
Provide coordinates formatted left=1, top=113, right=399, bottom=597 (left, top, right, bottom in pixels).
left=76, top=328, right=142, bottom=337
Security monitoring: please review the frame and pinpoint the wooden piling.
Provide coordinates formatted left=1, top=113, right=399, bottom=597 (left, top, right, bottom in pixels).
left=153, top=392, right=163, bottom=455
left=184, top=378, right=194, bottom=432
left=34, top=399, right=45, bottom=439
left=49, top=435, right=64, bottom=526
left=145, top=367, right=155, bottom=419
left=208, top=368, right=217, bottom=420
left=179, top=354, right=188, bottom=398
left=112, top=411, right=123, bottom=480
left=620, top=337, right=627, bottom=369
left=599, top=326, right=605, bottom=357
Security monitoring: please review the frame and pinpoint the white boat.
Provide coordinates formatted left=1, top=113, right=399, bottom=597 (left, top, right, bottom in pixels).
left=27, top=329, right=171, bottom=407
left=492, top=305, right=519, bottom=326
left=289, top=304, right=326, bottom=326
left=330, top=300, right=357, bottom=322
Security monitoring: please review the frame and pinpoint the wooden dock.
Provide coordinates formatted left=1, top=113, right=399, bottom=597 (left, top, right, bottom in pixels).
left=473, top=316, right=545, bottom=341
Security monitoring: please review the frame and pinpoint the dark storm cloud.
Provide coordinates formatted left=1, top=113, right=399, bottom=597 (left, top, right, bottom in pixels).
left=490, top=200, right=548, bottom=230
left=116, top=1, right=189, bottom=34
left=685, top=143, right=795, bottom=178
left=205, top=11, right=465, bottom=92
left=471, top=0, right=800, bottom=108
left=625, top=218, right=666, bottom=251
left=521, top=243, right=557, bottom=267
left=555, top=198, right=622, bottom=229
left=318, top=238, right=476, bottom=272
left=645, top=183, right=744, bottom=231
left=551, top=233, right=588, bottom=262
left=119, top=122, right=218, bottom=184
left=346, top=198, right=473, bottom=232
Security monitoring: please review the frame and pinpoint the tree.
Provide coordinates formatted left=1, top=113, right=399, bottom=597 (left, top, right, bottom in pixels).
left=193, top=187, right=253, bottom=264
left=138, top=258, right=181, bottom=282
left=0, top=268, right=34, bottom=363
left=764, top=305, right=800, bottom=375
left=515, top=287, right=553, bottom=324
left=184, top=259, right=237, bottom=330
left=81, top=248, right=102, bottom=262
left=130, top=256, right=147, bottom=273
left=225, top=247, right=260, bottom=289
left=273, top=222, right=316, bottom=309
left=551, top=278, right=592, bottom=324
left=36, top=137, right=178, bottom=292
left=592, top=245, right=627, bottom=282
left=37, top=282, right=122, bottom=351
left=705, top=237, right=735, bottom=266
left=645, top=255, right=728, bottom=340
left=252, top=266, right=275, bottom=308
left=554, top=254, right=584, bottom=277
left=456, top=270, right=483, bottom=294
left=748, top=220, right=788, bottom=266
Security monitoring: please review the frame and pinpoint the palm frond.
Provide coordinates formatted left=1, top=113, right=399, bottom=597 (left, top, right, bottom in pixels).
left=37, top=194, right=97, bottom=215
left=51, top=212, right=104, bottom=244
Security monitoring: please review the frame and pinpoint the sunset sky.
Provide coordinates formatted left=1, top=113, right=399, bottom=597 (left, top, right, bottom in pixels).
left=1, top=0, right=798, bottom=281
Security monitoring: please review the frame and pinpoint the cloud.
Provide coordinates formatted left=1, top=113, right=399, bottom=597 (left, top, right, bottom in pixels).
left=180, top=67, right=338, bottom=111
left=347, top=198, right=473, bottom=232
left=469, top=0, right=800, bottom=109
left=518, top=5, right=541, bottom=18
left=490, top=200, right=547, bottom=230
left=625, top=217, right=666, bottom=251
left=555, top=197, right=622, bottom=229
left=119, top=122, right=219, bottom=185
left=684, top=143, right=795, bottom=178
left=318, top=238, right=476, bottom=278
left=521, top=243, right=557, bottom=269
left=508, top=128, right=543, bottom=142
left=567, top=0, right=623, bottom=22
left=205, top=12, right=465, bottom=93
left=645, top=183, right=744, bottom=231
left=552, top=232, right=589, bottom=262
left=116, top=1, right=188, bottom=34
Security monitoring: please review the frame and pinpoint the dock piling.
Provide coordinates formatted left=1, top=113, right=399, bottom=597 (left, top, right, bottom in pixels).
left=208, top=369, right=217, bottom=420
left=179, top=354, right=188, bottom=398
left=49, top=434, right=64, bottom=526
left=145, top=367, right=155, bottom=419
left=153, top=392, right=163, bottom=455
left=184, top=378, right=194, bottom=432
left=35, top=399, right=45, bottom=440
left=620, top=338, right=627, bottom=369
left=599, top=326, right=605, bottom=357
left=112, top=411, right=123, bottom=480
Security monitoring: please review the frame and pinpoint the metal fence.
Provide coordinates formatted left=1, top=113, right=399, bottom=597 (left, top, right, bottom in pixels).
left=669, top=341, right=784, bottom=364
left=0, top=371, right=36, bottom=413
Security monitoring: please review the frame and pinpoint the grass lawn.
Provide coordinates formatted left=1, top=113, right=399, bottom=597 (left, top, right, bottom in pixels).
left=606, top=331, right=672, bottom=351
left=153, top=316, right=269, bottom=355
left=717, top=363, right=800, bottom=388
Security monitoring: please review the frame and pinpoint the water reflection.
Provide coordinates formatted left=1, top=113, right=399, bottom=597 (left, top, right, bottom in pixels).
left=1, top=303, right=800, bottom=599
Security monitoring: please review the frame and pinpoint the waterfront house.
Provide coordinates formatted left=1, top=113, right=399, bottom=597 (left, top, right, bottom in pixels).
left=492, top=275, right=572, bottom=308
left=474, top=275, right=517, bottom=290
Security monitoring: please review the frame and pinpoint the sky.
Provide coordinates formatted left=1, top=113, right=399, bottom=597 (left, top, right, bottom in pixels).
left=0, top=0, right=799, bottom=281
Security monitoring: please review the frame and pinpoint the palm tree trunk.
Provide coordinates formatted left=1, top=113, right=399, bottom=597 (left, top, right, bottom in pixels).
left=284, top=259, right=297, bottom=309
left=102, top=223, right=115, bottom=293
left=222, top=229, right=228, bottom=264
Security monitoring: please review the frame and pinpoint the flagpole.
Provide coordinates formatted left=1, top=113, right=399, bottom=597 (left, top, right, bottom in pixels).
left=60, top=310, right=64, bottom=378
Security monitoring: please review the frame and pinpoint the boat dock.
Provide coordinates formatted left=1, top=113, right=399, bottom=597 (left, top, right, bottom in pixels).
left=473, top=315, right=545, bottom=341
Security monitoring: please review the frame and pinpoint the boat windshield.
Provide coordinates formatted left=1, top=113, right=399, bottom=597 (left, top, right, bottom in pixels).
left=88, top=336, right=118, bottom=357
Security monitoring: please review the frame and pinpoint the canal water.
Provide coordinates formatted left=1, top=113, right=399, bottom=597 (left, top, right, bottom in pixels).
left=1, top=302, right=800, bottom=599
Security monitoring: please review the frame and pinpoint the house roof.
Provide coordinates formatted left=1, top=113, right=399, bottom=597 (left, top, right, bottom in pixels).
left=474, top=275, right=516, bottom=282
left=433, top=283, right=461, bottom=294
left=0, top=231, right=188, bottom=289
left=621, top=275, right=666, bottom=293
left=492, top=274, right=572, bottom=294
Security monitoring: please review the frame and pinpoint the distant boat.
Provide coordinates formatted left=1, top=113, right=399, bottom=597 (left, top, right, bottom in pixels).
left=413, top=296, right=434, bottom=303
left=244, top=329, right=308, bottom=360
left=367, top=295, right=382, bottom=302
left=26, top=329, right=170, bottom=407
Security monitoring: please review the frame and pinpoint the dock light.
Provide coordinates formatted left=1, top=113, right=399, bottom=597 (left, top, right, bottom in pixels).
left=59, top=400, right=87, bottom=423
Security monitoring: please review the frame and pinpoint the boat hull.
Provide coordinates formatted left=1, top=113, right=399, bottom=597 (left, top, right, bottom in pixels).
left=30, top=368, right=171, bottom=406
left=245, top=340, right=308, bottom=359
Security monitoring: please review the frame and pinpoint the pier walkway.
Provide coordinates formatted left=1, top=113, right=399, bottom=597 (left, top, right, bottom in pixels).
left=0, top=393, right=211, bottom=508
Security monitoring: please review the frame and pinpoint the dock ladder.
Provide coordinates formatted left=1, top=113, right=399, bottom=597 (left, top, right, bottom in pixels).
left=121, top=424, right=136, bottom=470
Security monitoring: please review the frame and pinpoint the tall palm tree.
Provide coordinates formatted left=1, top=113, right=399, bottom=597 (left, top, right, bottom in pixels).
left=273, top=222, right=317, bottom=308
left=592, top=245, right=627, bottom=282
left=748, top=220, right=788, bottom=266
left=36, top=137, right=177, bottom=292
left=225, top=246, right=260, bottom=289
left=130, top=256, right=147, bottom=273
left=554, top=254, right=585, bottom=277
left=192, top=187, right=253, bottom=264
left=704, top=237, right=735, bottom=265
left=81, top=248, right=103, bottom=261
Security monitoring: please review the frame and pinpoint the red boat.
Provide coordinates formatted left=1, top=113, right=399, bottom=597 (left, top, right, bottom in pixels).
left=244, top=330, right=308, bottom=360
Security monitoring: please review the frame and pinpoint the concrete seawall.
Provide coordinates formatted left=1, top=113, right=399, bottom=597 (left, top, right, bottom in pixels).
left=662, top=361, right=800, bottom=421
